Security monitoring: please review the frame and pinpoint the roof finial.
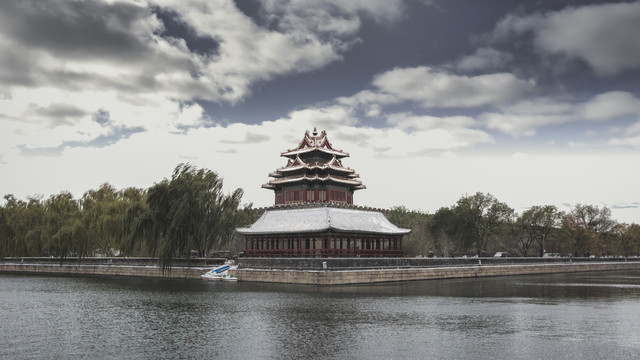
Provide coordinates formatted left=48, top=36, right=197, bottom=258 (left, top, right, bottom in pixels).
left=312, top=127, right=318, bottom=136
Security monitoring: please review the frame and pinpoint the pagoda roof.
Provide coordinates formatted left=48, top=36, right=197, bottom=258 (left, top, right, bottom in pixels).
left=262, top=174, right=366, bottom=189
left=236, top=207, right=411, bottom=235
left=281, top=128, right=349, bottom=158
left=272, top=155, right=356, bottom=175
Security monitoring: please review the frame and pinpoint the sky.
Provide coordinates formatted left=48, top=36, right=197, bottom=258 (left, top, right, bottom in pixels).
left=1, top=0, right=640, bottom=224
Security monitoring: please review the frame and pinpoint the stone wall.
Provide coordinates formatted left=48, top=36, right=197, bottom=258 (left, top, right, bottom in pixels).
left=0, top=263, right=207, bottom=280
left=232, top=261, right=640, bottom=285
left=4, top=258, right=640, bottom=285
left=1, top=257, right=226, bottom=267
left=237, top=256, right=636, bottom=270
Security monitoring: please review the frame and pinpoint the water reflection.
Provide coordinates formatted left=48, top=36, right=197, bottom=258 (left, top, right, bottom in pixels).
left=1, top=271, right=640, bottom=359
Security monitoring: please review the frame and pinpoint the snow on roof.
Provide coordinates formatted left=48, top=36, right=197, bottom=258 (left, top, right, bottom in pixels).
left=236, top=207, right=411, bottom=235
left=281, top=146, right=348, bottom=158
left=265, top=174, right=363, bottom=186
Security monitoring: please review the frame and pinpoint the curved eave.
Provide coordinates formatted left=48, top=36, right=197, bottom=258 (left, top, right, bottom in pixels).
left=237, top=227, right=410, bottom=236
left=274, top=164, right=356, bottom=174
left=263, top=175, right=364, bottom=186
left=281, top=147, right=349, bottom=158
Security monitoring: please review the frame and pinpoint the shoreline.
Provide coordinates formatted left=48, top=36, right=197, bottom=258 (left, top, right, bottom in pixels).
left=231, top=261, right=640, bottom=285
left=3, top=257, right=640, bottom=284
left=0, top=263, right=208, bottom=280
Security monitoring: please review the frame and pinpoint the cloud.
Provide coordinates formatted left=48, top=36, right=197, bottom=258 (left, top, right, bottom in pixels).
left=610, top=202, right=640, bottom=210
left=220, top=131, right=271, bottom=144
left=454, top=47, right=513, bottom=72
left=18, top=125, right=146, bottom=157
left=386, top=113, right=479, bottom=131
left=371, top=66, right=535, bottom=108
left=482, top=91, right=640, bottom=136
left=609, top=135, right=640, bottom=148
left=492, top=2, right=640, bottom=76
left=0, top=0, right=420, bottom=156
left=26, top=103, right=88, bottom=128
left=0, top=0, right=409, bottom=105
left=93, top=109, right=111, bottom=126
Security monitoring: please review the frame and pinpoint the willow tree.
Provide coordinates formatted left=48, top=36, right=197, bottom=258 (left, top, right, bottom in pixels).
left=42, top=192, right=83, bottom=263
left=120, top=188, right=151, bottom=256
left=81, top=183, right=125, bottom=257
left=133, top=164, right=245, bottom=272
left=1, top=194, right=46, bottom=257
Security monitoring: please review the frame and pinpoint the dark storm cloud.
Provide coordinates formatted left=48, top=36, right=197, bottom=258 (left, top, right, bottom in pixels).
left=18, top=125, right=146, bottom=157
left=28, top=103, right=88, bottom=127
left=0, top=0, right=199, bottom=96
left=0, top=0, right=154, bottom=61
left=152, top=6, right=220, bottom=57
left=489, top=1, right=640, bottom=77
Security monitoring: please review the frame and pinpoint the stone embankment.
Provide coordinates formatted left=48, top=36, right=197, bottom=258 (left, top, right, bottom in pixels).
left=232, top=257, right=640, bottom=285
left=0, top=257, right=225, bottom=280
left=3, top=257, right=640, bottom=284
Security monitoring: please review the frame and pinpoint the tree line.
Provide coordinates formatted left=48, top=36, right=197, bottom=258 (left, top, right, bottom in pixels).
left=2, top=170, right=639, bottom=262
left=388, top=192, right=640, bottom=258
left=0, top=164, right=255, bottom=269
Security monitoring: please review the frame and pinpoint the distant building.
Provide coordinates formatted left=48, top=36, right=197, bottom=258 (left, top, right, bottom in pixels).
left=237, top=128, right=409, bottom=257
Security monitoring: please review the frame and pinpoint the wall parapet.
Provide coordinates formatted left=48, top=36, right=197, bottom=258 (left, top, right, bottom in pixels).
left=237, top=256, right=640, bottom=270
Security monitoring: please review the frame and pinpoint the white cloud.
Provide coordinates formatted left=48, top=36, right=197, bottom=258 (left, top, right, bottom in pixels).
left=454, top=47, right=513, bottom=72
left=493, top=2, right=640, bottom=76
left=0, top=0, right=417, bottom=160
left=371, top=66, right=535, bottom=108
left=386, top=113, right=479, bottom=131
left=0, top=0, right=409, bottom=108
left=482, top=91, right=640, bottom=136
left=579, top=91, right=640, bottom=122
left=610, top=136, right=640, bottom=148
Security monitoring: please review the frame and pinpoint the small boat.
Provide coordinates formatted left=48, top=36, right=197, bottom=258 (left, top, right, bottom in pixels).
left=221, top=274, right=238, bottom=282
left=201, top=261, right=238, bottom=281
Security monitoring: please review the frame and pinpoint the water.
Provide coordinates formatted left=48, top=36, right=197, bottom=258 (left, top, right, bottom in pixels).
left=2, top=271, right=640, bottom=359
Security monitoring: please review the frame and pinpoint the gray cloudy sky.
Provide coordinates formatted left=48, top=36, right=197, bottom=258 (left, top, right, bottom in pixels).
left=1, top=0, right=639, bottom=223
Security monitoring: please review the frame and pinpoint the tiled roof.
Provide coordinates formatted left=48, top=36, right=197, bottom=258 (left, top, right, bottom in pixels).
left=236, top=207, right=411, bottom=235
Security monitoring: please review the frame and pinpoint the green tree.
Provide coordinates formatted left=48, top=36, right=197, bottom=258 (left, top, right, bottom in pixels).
left=386, top=206, right=431, bottom=257
left=120, top=187, right=150, bottom=256
left=429, top=206, right=474, bottom=256
left=137, top=164, right=245, bottom=272
left=42, top=192, right=83, bottom=263
left=561, top=204, right=615, bottom=257
left=610, top=223, right=640, bottom=257
left=1, top=195, right=47, bottom=257
left=515, top=205, right=562, bottom=257
left=80, top=183, right=142, bottom=257
left=457, top=192, right=514, bottom=256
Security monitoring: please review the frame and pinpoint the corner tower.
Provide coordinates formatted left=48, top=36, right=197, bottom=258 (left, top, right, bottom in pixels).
left=262, top=128, right=366, bottom=205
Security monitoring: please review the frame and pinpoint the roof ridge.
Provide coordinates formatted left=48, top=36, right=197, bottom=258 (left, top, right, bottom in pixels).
left=325, top=206, right=333, bottom=228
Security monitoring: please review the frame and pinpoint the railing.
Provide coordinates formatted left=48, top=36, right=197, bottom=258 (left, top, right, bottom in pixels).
left=243, top=249, right=404, bottom=258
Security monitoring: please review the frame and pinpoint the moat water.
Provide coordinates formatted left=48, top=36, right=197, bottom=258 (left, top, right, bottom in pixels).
left=2, top=271, right=640, bottom=359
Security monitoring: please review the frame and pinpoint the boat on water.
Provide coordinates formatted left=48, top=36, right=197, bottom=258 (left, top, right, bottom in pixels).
left=201, top=261, right=238, bottom=281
